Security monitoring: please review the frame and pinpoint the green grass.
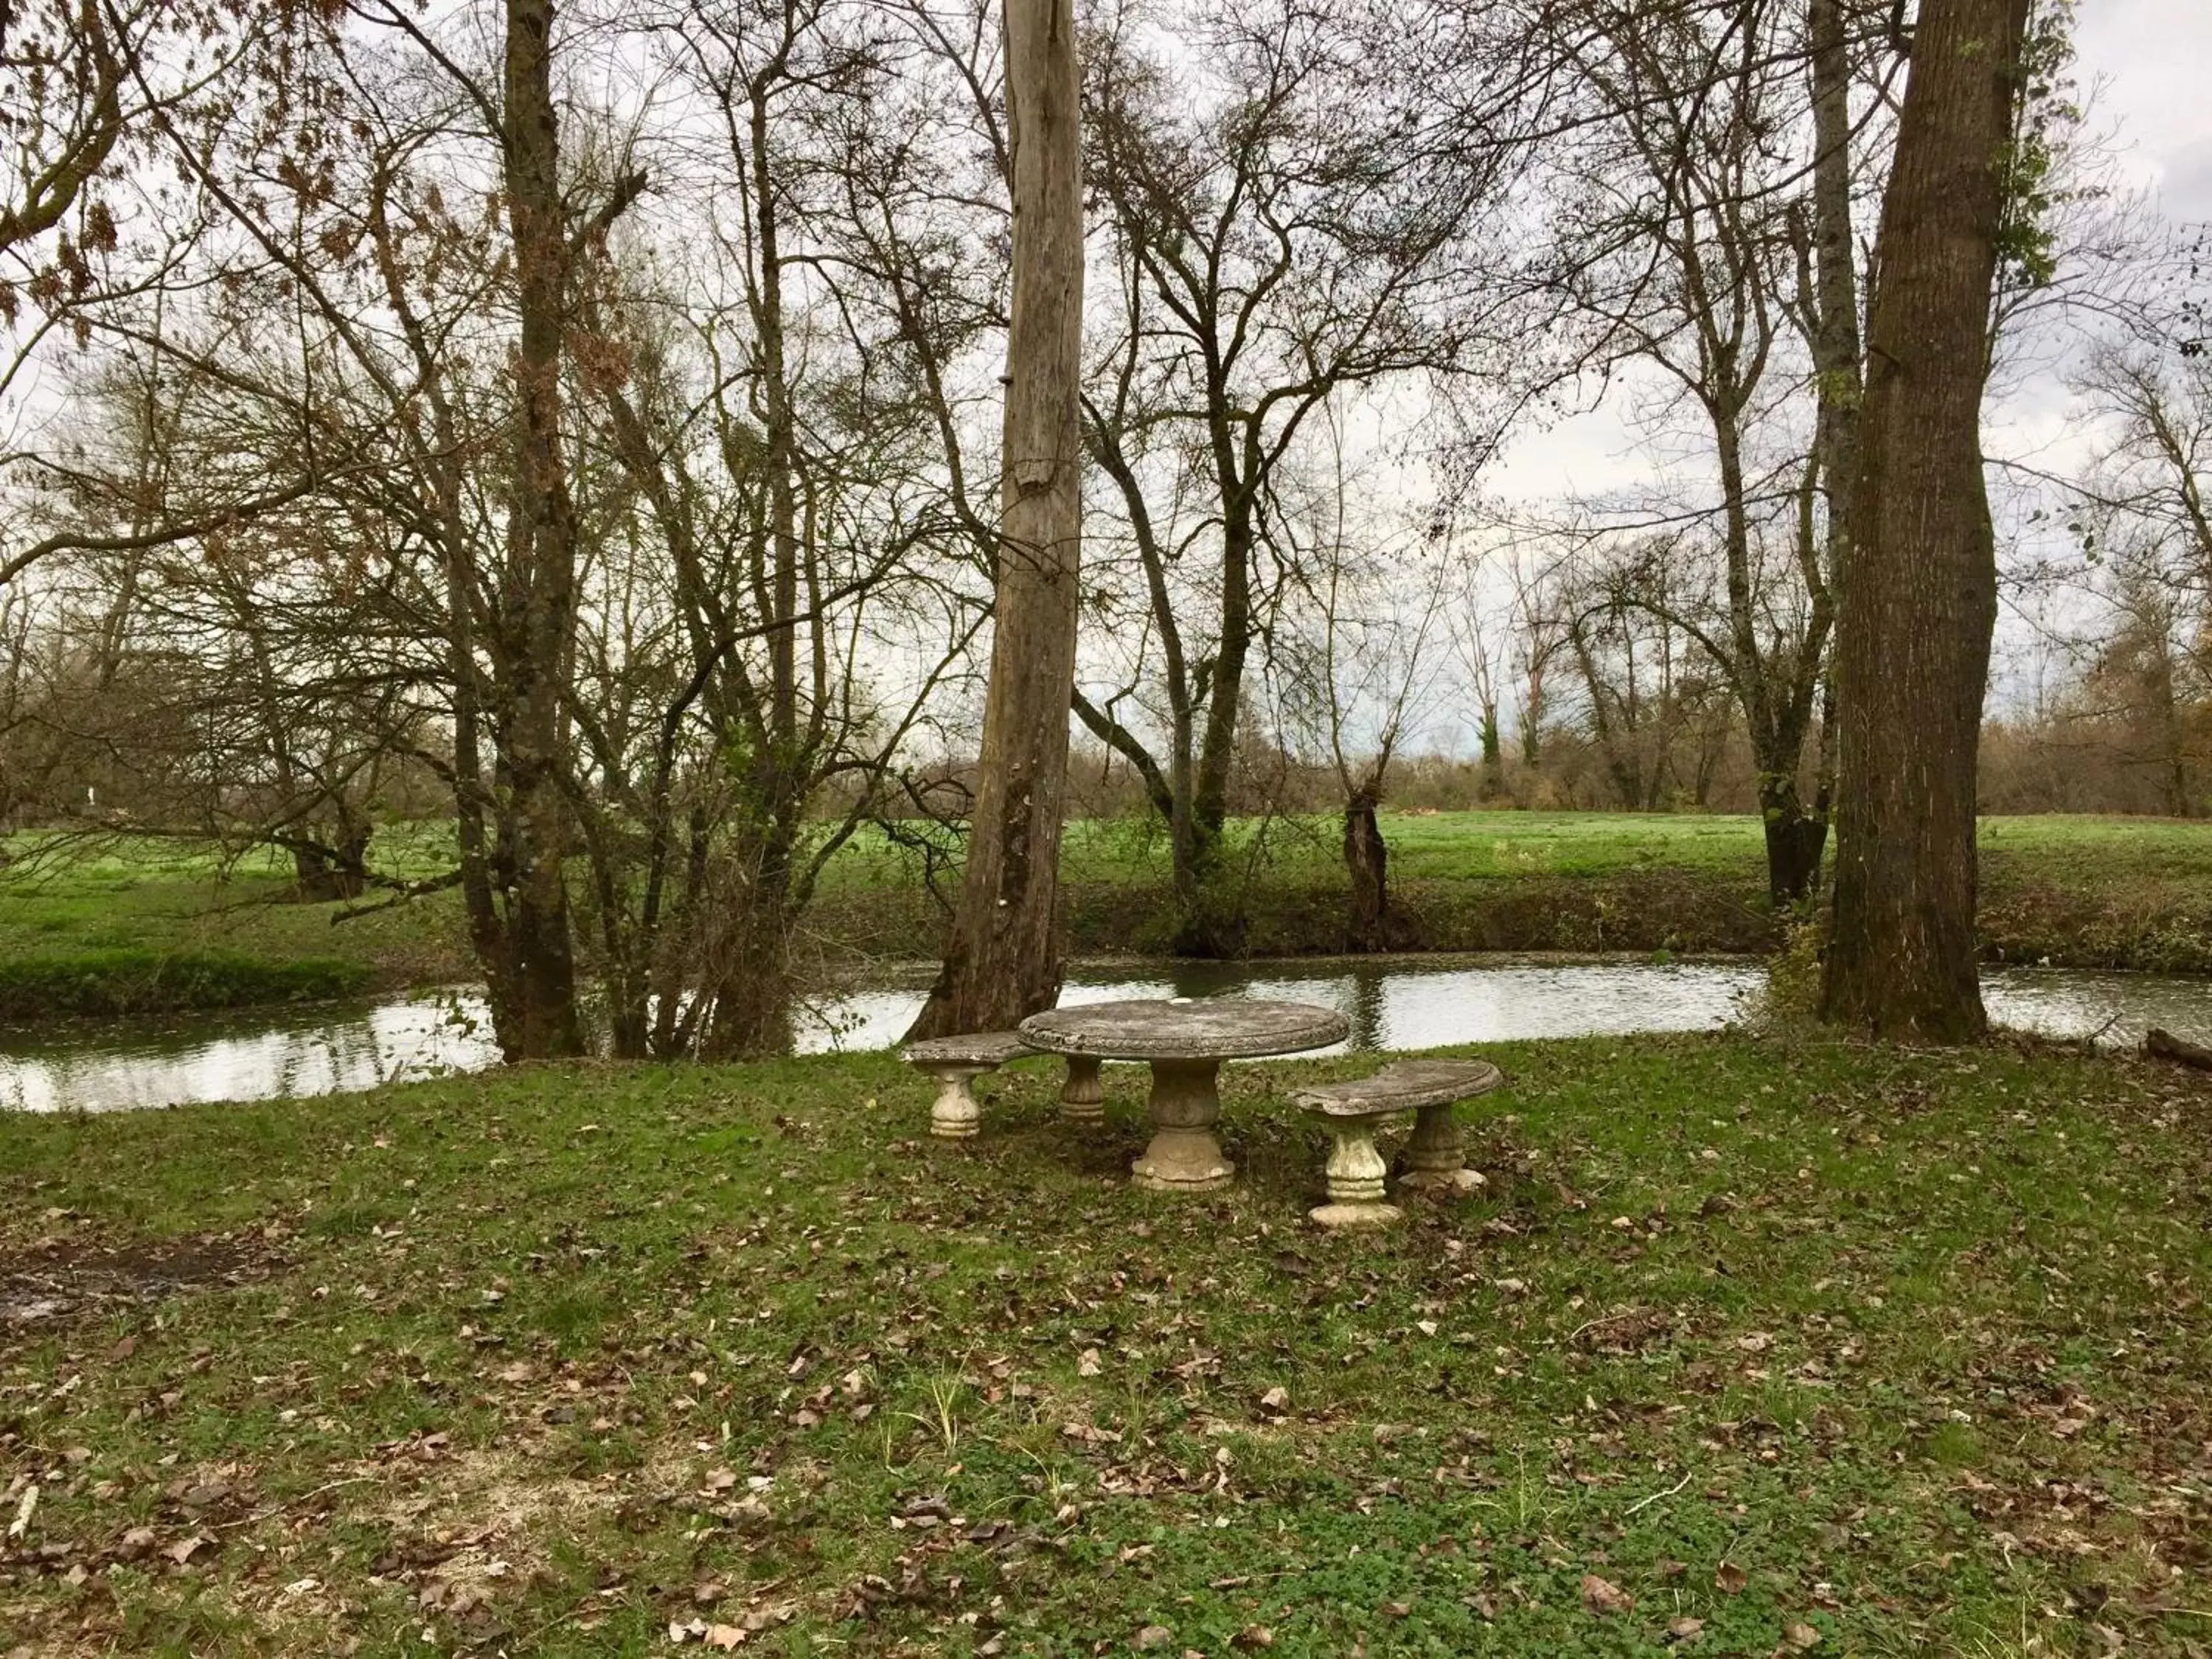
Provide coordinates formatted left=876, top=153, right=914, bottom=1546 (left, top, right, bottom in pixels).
left=3, top=1033, right=2208, bottom=1654
left=0, top=831, right=477, bottom=1011
left=4, top=813, right=2209, bottom=1018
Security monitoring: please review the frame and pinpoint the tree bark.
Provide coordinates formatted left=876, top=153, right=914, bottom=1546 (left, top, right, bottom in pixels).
left=1343, top=785, right=1389, bottom=952
left=908, top=0, right=1083, bottom=1040
left=495, top=0, right=587, bottom=1059
left=1821, top=0, right=2031, bottom=1041
left=1759, top=782, right=1828, bottom=908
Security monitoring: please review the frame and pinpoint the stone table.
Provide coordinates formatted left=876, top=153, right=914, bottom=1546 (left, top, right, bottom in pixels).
left=1018, top=998, right=1351, bottom=1192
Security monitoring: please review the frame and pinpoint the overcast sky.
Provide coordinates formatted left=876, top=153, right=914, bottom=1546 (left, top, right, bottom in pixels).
left=2076, top=0, right=2212, bottom=220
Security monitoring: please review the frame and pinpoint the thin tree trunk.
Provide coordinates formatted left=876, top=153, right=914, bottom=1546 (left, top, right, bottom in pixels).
left=1822, top=0, right=2030, bottom=1041
left=1343, top=784, right=1388, bottom=952
left=908, top=0, right=1083, bottom=1040
left=496, top=0, right=586, bottom=1059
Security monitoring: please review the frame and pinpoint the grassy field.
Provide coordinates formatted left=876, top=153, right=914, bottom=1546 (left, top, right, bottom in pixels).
left=1, top=813, right=2208, bottom=1015
left=1, top=1033, right=2208, bottom=1655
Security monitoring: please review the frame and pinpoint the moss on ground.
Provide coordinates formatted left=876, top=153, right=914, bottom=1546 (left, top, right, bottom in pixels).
left=2, top=1033, right=2207, bottom=1655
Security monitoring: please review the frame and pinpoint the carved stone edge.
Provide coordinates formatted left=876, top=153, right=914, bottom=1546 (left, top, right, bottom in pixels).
left=1017, top=1010, right=1352, bottom=1062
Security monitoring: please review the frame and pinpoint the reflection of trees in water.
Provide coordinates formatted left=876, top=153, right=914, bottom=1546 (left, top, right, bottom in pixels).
left=8, top=967, right=2209, bottom=1114
left=1344, top=967, right=1387, bottom=1051
left=0, top=994, right=509, bottom=1112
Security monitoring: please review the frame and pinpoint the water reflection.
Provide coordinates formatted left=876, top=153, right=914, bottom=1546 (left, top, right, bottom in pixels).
left=2, top=958, right=2205, bottom=1113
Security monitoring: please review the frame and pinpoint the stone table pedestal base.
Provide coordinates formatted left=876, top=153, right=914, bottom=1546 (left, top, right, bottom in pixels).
left=1130, top=1059, right=1234, bottom=1192
left=1058, top=1054, right=1105, bottom=1124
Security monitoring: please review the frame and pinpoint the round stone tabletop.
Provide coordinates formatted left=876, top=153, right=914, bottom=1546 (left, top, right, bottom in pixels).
left=1018, top=998, right=1350, bottom=1061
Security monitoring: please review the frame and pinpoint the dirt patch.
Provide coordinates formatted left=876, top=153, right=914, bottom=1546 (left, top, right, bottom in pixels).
left=0, top=1228, right=280, bottom=1342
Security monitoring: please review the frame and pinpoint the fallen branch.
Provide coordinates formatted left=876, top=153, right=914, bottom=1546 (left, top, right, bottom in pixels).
left=2144, top=1028, right=2212, bottom=1071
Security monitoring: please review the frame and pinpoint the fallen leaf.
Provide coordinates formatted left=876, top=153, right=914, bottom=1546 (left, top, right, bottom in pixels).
left=1715, top=1562, right=1748, bottom=1595
left=1737, top=1332, right=1773, bottom=1354
left=703, top=1627, right=748, bottom=1651
left=1231, top=1627, right=1274, bottom=1650
left=1784, top=1623, right=1821, bottom=1649
left=1666, top=1615, right=1705, bottom=1641
left=1258, top=1386, right=1290, bottom=1415
left=164, top=1534, right=209, bottom=1565
left=1078, top=1347, right=1102, bottom=1377
left=1135, top=1626, right=1173, bottom=1650
left=1582, top=1574, right=1633, bottom=1615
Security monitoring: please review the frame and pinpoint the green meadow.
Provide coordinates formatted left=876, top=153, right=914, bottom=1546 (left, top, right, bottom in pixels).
left=1, top=813, right=2207, bottom=1015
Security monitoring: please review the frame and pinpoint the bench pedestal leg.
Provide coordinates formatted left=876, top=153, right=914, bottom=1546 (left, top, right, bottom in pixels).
left=1399, top=1102, right=1484, bottom=1194
left=1059, top=1054, right=1105, bottom=1124
left=1310, top=1123, right=1401, bottom=1228
left=1132, top=1059, right=1232, bottom=1192
left=922, top=1063, right=993, bottom=1139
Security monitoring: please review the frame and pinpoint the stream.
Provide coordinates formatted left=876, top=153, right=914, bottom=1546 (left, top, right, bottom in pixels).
left=3, top=956, right=2206, bottom=1113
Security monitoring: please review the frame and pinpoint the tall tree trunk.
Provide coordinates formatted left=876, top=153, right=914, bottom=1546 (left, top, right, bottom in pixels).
left=495, top=0, right=586, bottom=1060
left=1772, top=0, right=1861, bottom=900
left=1821, top=0, right=2030, bottom=1041
left=908, top=0, right=1083, bottom=1040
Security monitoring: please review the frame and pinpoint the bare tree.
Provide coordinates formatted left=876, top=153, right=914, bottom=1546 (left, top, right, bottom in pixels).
left=1534, top=0, right=1893, bottom=900
left=1269, top=411, right=1452, bottom=948
left=1072, top=0, right=1539, bottom=953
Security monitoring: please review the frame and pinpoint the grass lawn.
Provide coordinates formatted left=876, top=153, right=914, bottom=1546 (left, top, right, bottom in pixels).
left=2, top=813, right=2209, bottom=1015
left=3, top=1033, right=2208, bottom=1655
left=0, top=835, right=476, bottom=1014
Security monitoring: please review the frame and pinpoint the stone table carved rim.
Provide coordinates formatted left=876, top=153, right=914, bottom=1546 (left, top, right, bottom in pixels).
left=1017, top=998, right=1351, bottom=1062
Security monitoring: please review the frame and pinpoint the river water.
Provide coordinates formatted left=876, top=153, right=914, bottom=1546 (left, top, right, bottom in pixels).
left=2, top=957, right=2205, bottom=1113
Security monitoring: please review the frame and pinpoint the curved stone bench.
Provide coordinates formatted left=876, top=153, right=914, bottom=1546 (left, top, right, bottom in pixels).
left=903, top=1034, right=1109, bottom=1138
left=1293, top=1058, right=1504, bottom=1228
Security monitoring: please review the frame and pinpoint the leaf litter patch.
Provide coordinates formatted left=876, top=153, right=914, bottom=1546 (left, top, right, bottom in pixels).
left=0, top=1222, right=280, bottom=1339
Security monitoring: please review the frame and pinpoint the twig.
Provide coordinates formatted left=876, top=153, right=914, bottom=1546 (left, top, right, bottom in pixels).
left=1624, top=1470, right=1694, bottom=1515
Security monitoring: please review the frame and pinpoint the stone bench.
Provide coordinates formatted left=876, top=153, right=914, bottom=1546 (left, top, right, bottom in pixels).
left=903, top=1033, right=1106, bottom=1138
left=1293, top=1059, right=1504, bottom=1228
